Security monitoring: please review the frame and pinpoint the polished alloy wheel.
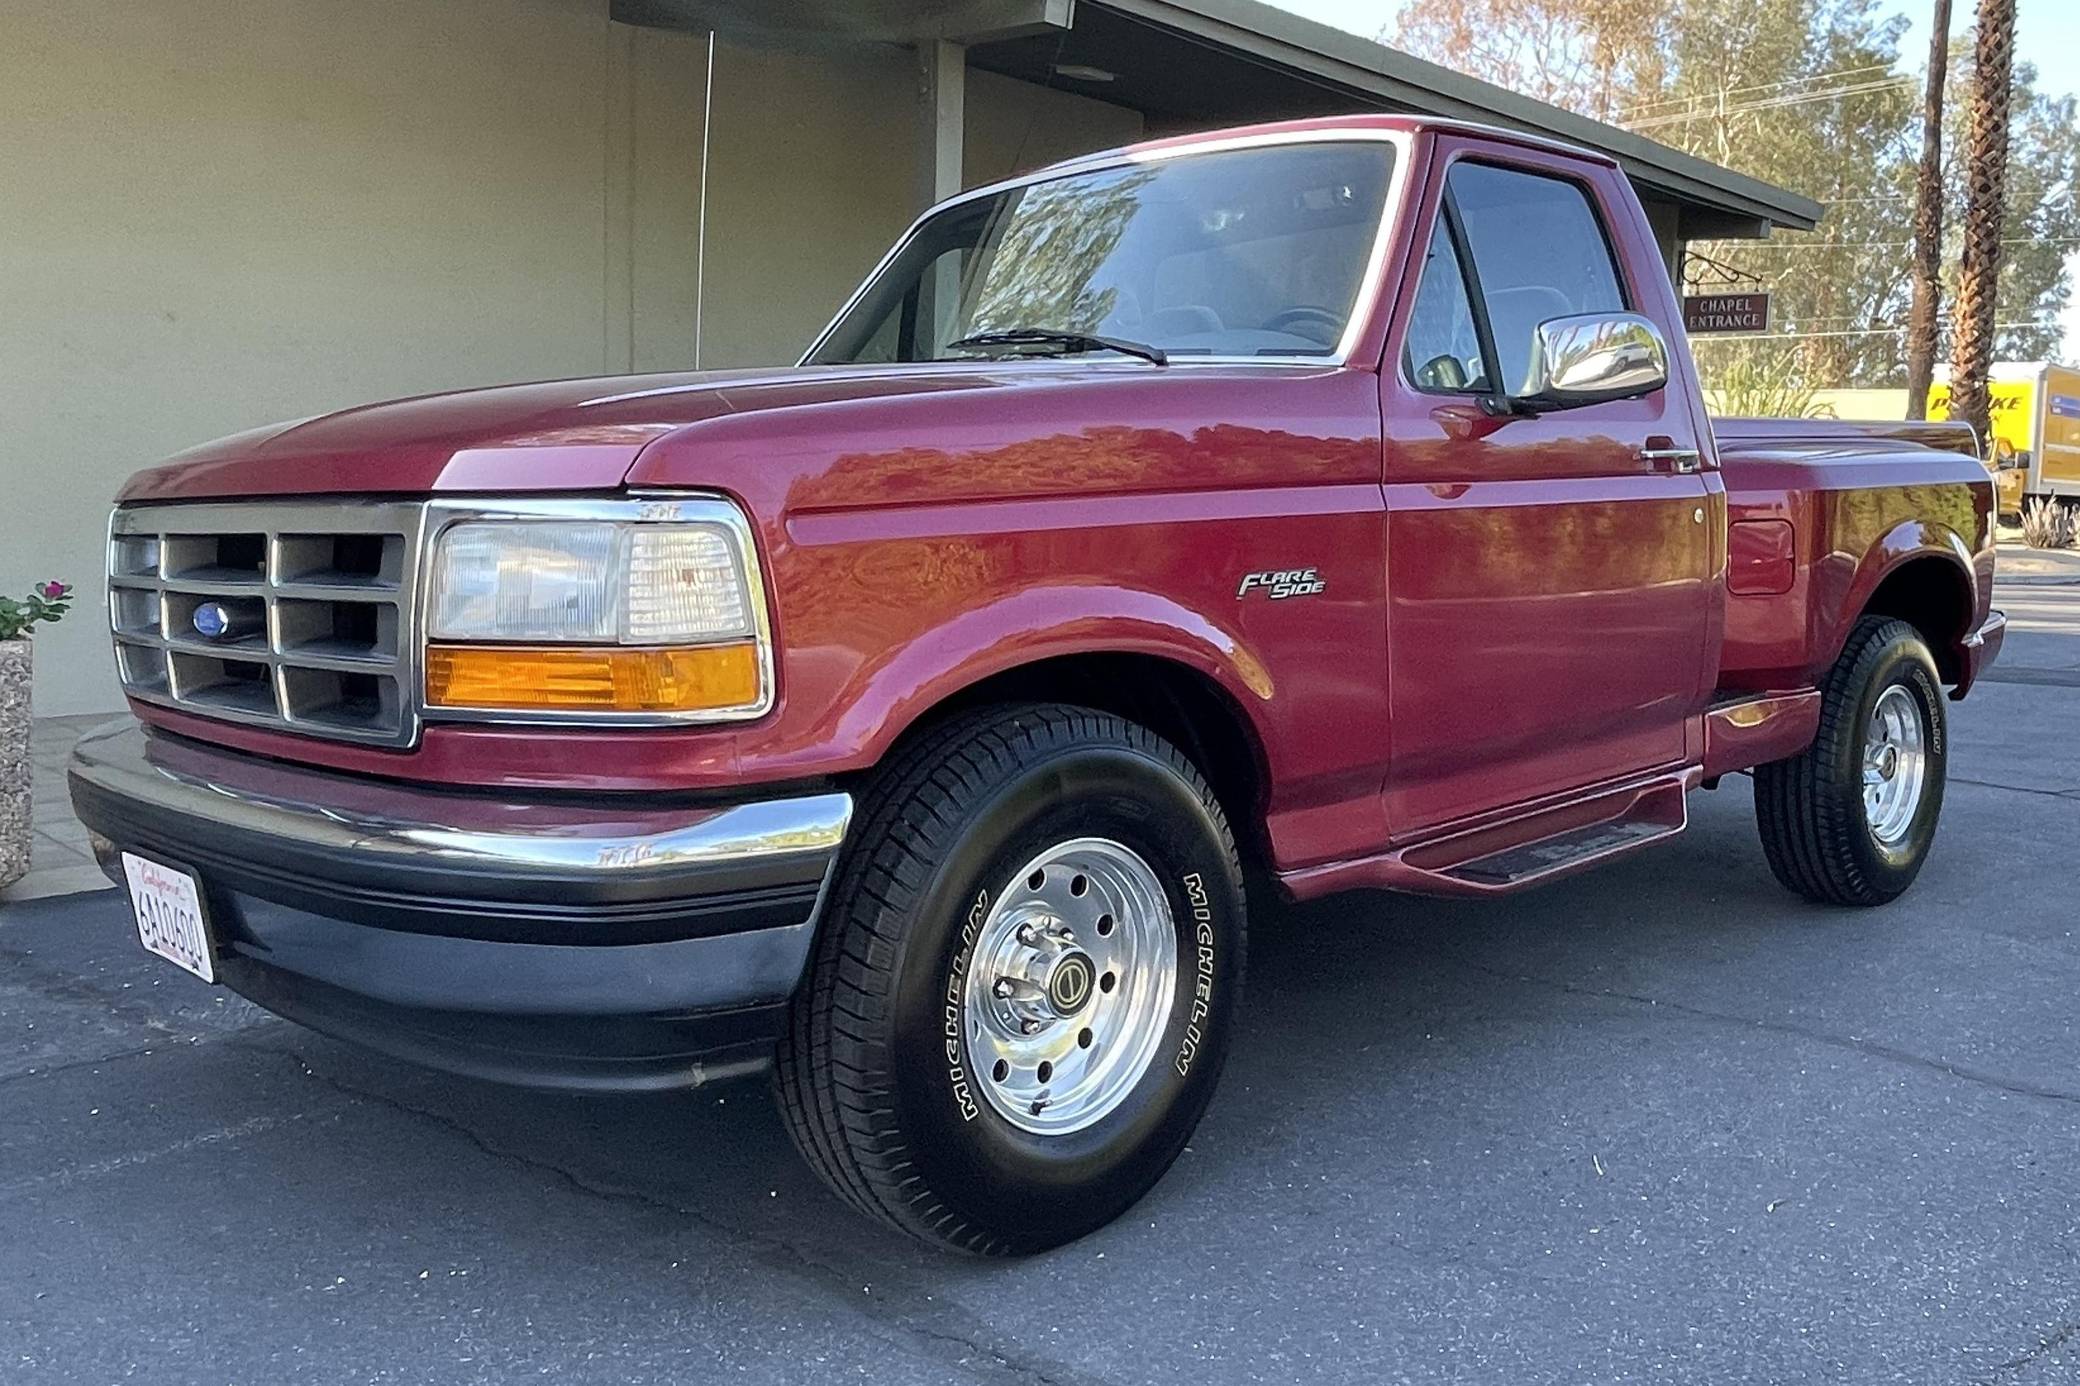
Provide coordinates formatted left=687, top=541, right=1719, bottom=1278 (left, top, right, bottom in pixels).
left=777, top=705, right=1244, bottom=1252
left=1861, top=684, right=1927, bottom=846
left=1755, top=618, right=1948, bottom=907
left=963, top=837, right=1178, bottom=1135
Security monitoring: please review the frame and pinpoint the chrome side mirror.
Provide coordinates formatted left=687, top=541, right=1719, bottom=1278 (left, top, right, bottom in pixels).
left=1519, top=313, right=1669, bottom=412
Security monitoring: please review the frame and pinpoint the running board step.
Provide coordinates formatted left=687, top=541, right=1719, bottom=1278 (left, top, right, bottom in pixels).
left=1281, top=768, right=1698, bottom=900
left=1415, top=772, right=1692, bottom=894
left=1446, top=815, right=1679, bottom=887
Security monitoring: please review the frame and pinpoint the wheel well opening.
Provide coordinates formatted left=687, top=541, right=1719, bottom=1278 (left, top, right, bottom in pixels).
left=903, top=654, right=1272, bottom=864
left=1862, top=557, right=1971, bottom=683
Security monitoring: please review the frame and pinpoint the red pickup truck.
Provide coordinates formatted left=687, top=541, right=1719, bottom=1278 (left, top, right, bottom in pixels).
left=72, top=115, right=2003, bottom=1254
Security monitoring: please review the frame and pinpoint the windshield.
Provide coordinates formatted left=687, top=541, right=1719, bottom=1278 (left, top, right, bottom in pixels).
left=807, top=140, right=1397, bottom=365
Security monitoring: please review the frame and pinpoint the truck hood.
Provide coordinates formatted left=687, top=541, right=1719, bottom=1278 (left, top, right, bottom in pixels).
left=116, top=364, right=1022, bottom=502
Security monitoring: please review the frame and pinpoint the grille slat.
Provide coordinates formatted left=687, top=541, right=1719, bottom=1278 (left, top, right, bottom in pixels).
left=110, top=502, right=424, bottom=747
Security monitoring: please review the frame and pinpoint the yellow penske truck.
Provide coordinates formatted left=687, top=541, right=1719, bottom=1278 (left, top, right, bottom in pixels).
left=1812, top=363, right=2079, bottom=519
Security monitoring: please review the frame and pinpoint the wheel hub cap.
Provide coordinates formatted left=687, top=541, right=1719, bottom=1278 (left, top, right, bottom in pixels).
left=1862, top=684, right=1927, bottom=847
left=963, top=838, right=1178, bottom=1136
left=1044, top=951, right=1097, bottom=1016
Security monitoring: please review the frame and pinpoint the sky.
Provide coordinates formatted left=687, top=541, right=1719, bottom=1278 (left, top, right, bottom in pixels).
left=1258, top=0, right=2080, bottom=363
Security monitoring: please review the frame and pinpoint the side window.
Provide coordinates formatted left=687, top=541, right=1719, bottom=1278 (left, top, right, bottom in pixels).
left=833, top=213, right=986, bottom=362
left=1447, top=163, right=1627, bottom=394
left=1403, top=216, right=1487, bottom=393
left=910, top=246, right=974, bottom=360
left=846, top=299, right=903, bottom=364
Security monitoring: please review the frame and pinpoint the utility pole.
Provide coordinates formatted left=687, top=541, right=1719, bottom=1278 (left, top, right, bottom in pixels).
left=1947, top=0, right=2017, bottom=444
left=1903, top=0, right=1951, bottom=419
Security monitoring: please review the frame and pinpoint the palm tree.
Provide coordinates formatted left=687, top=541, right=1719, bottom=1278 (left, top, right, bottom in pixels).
left=1945, top=0, right=2017, bottom=443
left=1903, top=0, right=1951, bottom=419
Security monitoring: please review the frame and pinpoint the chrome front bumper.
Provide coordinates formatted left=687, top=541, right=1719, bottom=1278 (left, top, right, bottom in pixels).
left=69, top=720, right=854, bottom=1089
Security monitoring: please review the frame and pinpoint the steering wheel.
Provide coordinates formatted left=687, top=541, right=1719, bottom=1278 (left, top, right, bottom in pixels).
left=1260, top=305, right=1342, bottom=342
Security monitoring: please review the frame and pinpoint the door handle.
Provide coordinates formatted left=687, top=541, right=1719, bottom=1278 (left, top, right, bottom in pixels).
left=1641, top=437, right=1703, bottom=473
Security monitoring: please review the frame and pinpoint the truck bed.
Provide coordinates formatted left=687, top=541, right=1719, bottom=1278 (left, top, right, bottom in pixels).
left=1713, top=414, right=1982, bottom=460
left=1710, top=416, right=1995, bottom=694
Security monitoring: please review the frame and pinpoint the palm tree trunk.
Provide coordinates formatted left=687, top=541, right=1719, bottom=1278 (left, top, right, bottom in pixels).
left=1904, top=0, right=1951, bottom=419
left=1946, top=0, right=2018, bottom=443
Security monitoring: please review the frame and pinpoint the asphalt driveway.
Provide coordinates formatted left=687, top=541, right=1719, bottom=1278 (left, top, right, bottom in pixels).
left=4, top=562, right=2077, bottom=1385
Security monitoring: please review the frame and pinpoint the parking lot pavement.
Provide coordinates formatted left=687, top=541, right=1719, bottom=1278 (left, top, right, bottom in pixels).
left=1991, top=542, right=2080, bottom=686
left=5, top=583, right=2076, bottom=1385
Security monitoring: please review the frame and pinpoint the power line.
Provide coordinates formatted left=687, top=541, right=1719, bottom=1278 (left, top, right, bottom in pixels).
left=1694, top=320, right=2060, bottom=341
left=1627, top=74, right=1915, bottom=131
left=1618, top=62, right=1900, bottom=119
left=1623, top=69, right=1909, bottom=124
left=1717, top=237, right=2080, bottom=250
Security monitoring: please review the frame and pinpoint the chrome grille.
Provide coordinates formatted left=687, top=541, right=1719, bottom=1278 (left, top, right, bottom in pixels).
left=108, top=502, right=425, bottom=746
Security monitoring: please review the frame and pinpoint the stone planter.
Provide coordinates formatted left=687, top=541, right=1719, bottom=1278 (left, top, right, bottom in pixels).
left=1, top=638, right=31, bottom=890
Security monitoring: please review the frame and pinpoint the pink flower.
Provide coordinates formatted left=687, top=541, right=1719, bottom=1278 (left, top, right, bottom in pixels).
left=39, top=581, right=68, bottom=600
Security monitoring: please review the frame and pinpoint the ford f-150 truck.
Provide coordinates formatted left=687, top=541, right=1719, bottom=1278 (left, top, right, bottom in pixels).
left=71, top=115, right=2004, bottom=1254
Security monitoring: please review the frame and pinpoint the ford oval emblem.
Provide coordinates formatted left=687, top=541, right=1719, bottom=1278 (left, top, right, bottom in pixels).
left=192, top=602, right=234, bottom=640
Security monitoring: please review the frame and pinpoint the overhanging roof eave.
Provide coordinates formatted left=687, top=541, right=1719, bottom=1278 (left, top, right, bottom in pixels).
left=1086, top=0, right=1823, bottom=232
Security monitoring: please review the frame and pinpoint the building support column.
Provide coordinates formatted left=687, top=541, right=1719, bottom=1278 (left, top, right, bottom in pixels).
left=917, top=38, right=966, bottom=208
left=915, top=39, right=966, bottom=352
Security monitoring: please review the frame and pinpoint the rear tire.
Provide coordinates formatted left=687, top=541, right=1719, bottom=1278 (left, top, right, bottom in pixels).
left=1754, top=617, right=1947, bottom=906
left=774, top=704, right=1246, bottom=1255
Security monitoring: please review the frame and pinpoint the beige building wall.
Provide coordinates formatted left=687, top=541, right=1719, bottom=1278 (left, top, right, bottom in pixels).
left=0, top=0, right=1139, bottom=714
left=964, top=68, right=1146, bottom=188
left=694, top=41, right=921, bottom=370
left=696, top=53, right=1145, bottom=368
left=3, top=0, right=627, bottom=714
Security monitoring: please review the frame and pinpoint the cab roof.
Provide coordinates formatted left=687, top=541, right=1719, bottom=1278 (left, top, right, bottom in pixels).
left=1047, top=114, right=1623, bottom=176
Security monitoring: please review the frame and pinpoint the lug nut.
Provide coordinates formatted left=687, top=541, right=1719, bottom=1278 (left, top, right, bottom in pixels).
left=993, top=976, right=1045, bottom=1006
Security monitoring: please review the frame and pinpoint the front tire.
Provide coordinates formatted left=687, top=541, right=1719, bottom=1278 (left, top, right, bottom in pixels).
left=1754, top=616, right=1948, bottom=906
left=774, top=704, right=1246, bottom=1254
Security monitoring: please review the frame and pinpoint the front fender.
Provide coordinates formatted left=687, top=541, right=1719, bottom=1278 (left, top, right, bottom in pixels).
left=819, top=584, right=1277, bottom=769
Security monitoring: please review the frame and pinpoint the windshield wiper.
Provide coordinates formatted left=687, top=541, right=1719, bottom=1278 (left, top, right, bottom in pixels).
left=946, top=328, right=1168, bottom=366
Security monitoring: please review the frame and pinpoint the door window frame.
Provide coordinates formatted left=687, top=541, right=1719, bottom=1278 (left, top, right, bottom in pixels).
left=1397, top=156, right=1638, bottom=402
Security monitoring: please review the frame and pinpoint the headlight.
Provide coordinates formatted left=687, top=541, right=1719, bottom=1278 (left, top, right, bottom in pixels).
left=423, top=502, right=770, bottom=720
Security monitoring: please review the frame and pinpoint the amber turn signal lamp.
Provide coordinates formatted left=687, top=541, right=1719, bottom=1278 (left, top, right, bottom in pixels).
left=425, top=642, right=762, bottom=714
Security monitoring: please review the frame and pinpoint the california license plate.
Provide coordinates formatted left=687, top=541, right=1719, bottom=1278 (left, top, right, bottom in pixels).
left=122, top=853, right=216, bottom=983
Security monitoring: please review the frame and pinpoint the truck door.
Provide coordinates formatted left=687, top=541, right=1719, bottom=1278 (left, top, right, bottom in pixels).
left=1381, top=143, right=1717, bottom=837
